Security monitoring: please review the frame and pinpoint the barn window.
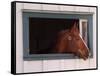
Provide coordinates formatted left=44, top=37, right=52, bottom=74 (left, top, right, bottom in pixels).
left=23, top=12, right=93, bottom=60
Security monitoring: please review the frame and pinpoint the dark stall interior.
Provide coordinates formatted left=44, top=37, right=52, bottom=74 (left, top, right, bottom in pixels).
left=29, top=17, right=79, bottom=54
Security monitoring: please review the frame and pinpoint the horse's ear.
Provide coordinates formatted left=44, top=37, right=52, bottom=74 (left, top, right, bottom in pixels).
left=71, top=22, right=79, bottom=33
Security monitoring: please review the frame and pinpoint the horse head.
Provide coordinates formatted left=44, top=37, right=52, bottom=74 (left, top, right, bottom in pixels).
left=53, top=22, right=89, bottom=60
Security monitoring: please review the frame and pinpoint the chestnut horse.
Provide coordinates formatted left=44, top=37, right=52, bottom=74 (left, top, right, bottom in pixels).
left=53, top=22, right=89, bottom=60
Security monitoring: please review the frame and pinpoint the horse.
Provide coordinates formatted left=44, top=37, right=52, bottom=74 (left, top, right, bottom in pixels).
left=52, top=22, right=89, bottom=60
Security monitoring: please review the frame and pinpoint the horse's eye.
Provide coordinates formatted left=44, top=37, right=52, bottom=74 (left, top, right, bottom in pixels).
left=68, top=36, right=72, bottom=40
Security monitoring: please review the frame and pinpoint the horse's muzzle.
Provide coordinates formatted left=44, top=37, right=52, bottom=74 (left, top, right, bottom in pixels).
left=77, top=49, right=89, bottom=60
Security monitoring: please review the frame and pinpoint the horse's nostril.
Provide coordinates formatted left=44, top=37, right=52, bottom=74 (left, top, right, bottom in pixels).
left=78, top=49, right=82, bottom=54
left=78, top=49, right=83, bottom=56
left=77, top=49, right=89, bottom=60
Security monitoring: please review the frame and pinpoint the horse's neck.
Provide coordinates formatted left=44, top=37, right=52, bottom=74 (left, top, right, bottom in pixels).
left=54, top=30, right=70, bottom=53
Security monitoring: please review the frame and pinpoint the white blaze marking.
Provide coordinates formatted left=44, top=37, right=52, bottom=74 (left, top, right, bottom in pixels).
left=79, top=34, right=90, bottom=52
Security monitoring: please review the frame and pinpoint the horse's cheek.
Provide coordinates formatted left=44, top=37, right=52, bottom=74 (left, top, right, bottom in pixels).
left=60, top=42, right=66, bottom=53
left=77, top=41, right=83, bottom=50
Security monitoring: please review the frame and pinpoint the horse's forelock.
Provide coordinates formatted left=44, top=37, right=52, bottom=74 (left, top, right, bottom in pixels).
left=70, top=22, right=79, bottom=34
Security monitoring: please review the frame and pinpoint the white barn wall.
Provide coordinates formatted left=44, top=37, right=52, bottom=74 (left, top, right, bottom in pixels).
left=16, top=3, right=24, bottom=73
